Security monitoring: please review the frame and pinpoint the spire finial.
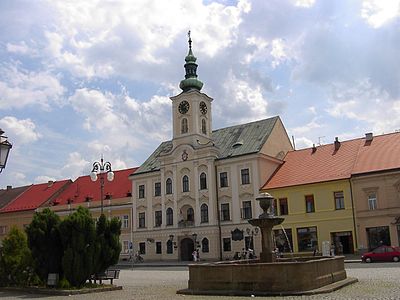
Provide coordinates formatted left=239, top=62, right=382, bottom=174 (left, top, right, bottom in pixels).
left=188, top=30, right=192, bottom=49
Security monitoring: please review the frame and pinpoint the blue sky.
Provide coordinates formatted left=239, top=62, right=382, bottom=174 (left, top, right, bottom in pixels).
left=1, top=0, right=399, bottom=188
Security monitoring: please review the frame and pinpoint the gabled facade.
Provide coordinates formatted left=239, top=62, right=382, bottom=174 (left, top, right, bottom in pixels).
left=0, top=180, right=71, bottom=241
left=130, top=36, right=293, bottom=261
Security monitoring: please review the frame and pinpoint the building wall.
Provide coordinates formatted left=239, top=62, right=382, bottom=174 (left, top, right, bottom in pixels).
left=0, top=210, right=35, bottom=242
left=265, top=179, right=356, bottom=254
left=351, top=171, right=400, bottom=251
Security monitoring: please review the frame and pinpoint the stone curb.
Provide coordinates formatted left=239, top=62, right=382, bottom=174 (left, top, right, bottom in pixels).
left=1, top=285, right=122, bottom=295
left=177, top=277, right=358, bottom=297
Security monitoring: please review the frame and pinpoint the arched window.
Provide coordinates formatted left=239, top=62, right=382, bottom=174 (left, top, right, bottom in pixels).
left=200, top=172, right=207, bottom=190
left=187, top=207, right=194, bottom=222
left=181, top=118, right=188, bottom=134
left=182, top=175, right=189, bottom=192
left=201, top=203, right=209, bottom=223
left=166, top=178, right=172, bottom=194
left=201, top=119, right=207, bottom=134
left=166, top=207, right=173, bottom=226
left=202, top=238, right=209, bottom=253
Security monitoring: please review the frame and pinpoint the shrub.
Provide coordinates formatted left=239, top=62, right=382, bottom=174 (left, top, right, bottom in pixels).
left=59, top=207, right=97, bottom=287
left=0, top=227, right=36, bottom=286
left=25, top=208, right=63, bottom=283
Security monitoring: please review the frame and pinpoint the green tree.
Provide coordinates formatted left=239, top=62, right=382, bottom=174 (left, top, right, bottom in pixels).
left=94, top=214, right=122, bottom=274
left=0, top=227, right=35, bottom=286
left=25, top=208, right=63, bottom=283
left=59, top=207, right=97, bottom=287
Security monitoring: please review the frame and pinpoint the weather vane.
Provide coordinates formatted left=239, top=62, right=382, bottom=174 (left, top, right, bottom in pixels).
left=188, top=30, right=192, bottom=49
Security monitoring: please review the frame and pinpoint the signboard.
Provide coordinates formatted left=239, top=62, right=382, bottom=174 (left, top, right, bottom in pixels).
left=47, top=273, right=59, bottom=287
left=231, top=228, right=244, bottom=241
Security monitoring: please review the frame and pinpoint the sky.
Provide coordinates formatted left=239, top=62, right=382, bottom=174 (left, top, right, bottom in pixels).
left=0, top=0, right=400, bottom=188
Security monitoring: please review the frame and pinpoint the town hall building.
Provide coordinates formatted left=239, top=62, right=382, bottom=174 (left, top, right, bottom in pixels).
left=129, top=35, right=293, bottom=261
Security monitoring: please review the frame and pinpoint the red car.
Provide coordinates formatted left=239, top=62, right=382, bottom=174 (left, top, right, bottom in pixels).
left=361, top=245, right=400, bottom=263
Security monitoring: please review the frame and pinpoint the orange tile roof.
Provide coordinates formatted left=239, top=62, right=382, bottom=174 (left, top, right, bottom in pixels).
left=352, top=132, right=400, bottom=175
left=0, top=180, right=71, bottom=213
left=52, top=167, right=137, bottom=206
left=263, top=132, right=400, bottom=190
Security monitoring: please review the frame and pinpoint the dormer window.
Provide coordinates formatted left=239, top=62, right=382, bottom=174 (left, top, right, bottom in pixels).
left=181, top=118, right=188, bottom=134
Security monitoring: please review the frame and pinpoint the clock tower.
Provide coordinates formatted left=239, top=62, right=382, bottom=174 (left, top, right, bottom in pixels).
left=171, top=32, right=213, bottom=147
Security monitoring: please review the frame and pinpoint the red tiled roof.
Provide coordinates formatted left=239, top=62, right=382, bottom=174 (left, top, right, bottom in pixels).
left=52, top=167, right=137, bottom=206
left=263, top=132, right=400, bottom=190
left=352, top=132, right=400, bottom=175
left=0, top=180, right=71, bottom=213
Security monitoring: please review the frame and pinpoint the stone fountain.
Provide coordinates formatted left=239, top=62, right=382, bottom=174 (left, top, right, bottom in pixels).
left=177, top=192, right=357, bottom=296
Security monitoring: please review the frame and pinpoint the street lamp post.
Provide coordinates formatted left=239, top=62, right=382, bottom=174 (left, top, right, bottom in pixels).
left=0, top=129, right=12, bottom=173
left=90, top=157, right=114, bottom=215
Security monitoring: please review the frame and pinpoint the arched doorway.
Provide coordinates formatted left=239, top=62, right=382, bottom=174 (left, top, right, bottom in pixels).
left=180, top=238, right=194, bottom=261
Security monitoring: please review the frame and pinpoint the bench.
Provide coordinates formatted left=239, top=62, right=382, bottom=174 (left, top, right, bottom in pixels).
left=92, top=269, right=120, bottom=285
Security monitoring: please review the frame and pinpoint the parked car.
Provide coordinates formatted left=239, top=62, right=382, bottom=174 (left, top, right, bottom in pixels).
left=361, top=245, right=400, bottom=263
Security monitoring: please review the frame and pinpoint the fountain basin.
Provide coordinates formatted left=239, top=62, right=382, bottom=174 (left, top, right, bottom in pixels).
left=178, top=256, right=357, bottom=296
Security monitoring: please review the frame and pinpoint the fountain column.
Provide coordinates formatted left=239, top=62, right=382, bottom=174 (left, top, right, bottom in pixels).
left=248, top=192, right=284, bottom=263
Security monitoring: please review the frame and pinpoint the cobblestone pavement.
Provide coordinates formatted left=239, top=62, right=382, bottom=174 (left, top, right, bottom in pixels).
left=1, top=264, right=400, bottom=300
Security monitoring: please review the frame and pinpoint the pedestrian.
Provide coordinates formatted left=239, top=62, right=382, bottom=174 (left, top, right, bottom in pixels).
left=192, top=250, right=197, bottom=262
left=196, top=249, right=200, bottom=261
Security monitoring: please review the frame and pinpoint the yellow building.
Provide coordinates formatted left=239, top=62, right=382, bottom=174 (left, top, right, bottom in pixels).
left=262, top=138, right=360, bottom=254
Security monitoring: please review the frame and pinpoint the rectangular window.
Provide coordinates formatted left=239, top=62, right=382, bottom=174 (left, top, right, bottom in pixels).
left=241, top=201, right=252, bottom=219
left=155, top=210, right=162, bottom=227
left=123, top=240, right=129, bottom=253
left=241, top=168, right=250, bottom=185
left=305, top=195, right=315, bottom=213
left=139, top=242, right=146, bottom=254
left=156, top=241, right=162, bottom=254
left=154, top=182, right=161, bottom=197
left=138, top=212, right=146, bottom=228
left=166, top=240, right=173, bottom=254
left=0, top=226, right=7, bottom=235
left=368, top=193, right=377, bottom=210
left=220, top=172, right=228, bottom=188
left=138, top=184, right=145, bottom=199
left=297, top=226, right=318, bottom=252
left=279, top=198, right=289, bottom=215
left=123, top=215, right=129, bottom=228
left=274, top=228, right=293, bottom=253
left=366, top=226, right=390, bottom=250
left=334, top=191, right=345, bottom=210
left=221, top=203, right=230, bottom=221
left=223, top=237, right=231, bottom=252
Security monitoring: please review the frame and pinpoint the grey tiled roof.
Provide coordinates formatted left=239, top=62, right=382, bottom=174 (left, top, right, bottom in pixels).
left=133, top=116, right=279, bottom=175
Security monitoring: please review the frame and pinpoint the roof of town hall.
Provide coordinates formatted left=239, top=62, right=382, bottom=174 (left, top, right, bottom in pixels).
left=133, top=116, right=280, bottom=175
left=51, top=167, right=137, bottom=206
left=263, top=132, right=400, bottom=190
left=0, top=180, right=71, bottom=213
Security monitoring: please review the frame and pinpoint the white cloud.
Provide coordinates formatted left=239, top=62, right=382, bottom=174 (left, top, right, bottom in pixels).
left=7, top=172, right=29, bottom=187
left=327, top=79, right=400, bottom=134
left=0, top=116, right=41, bottom=144
left=0, top=64, right=65, bottom=110
left=6, top=41, right=31, bottom=55
left=61, top=152, right=90, bottom=180
left=34, top=175, right=57, bottom=184
left=361, top=0, right=400, bottom=28
left=292, top=0, right=316, bottom=8
left=291, top=118, right=324, bottom=135
left=294, top=136, right=313, bottom=149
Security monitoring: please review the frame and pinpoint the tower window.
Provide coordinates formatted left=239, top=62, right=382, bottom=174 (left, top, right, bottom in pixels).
left=166, top=178, right=173, bottom=194
left=201, top=119, right=207, bottom=134
left=166, top=207, right=173, bottom=226
left=181, top=118, right=188, bottom=134
left=182, top=175, right=189, bottom=192
left=200, top=172, right=207, bottom=190
left=201, top=203, right=209, bottom=223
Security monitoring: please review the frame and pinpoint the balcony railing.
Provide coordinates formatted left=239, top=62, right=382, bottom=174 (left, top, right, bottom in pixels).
left=178, top=220, right=194, bottom=228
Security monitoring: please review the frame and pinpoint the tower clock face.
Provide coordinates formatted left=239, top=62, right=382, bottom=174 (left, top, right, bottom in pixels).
left=178, top=101, right=190, bottom=114
left=199, top=101, right=207, bottom=114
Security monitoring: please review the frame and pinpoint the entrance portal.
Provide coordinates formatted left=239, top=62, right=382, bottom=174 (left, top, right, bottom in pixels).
left=180, top=238, right=194, bottom=261
left=331, top=231, right=354, bottom=254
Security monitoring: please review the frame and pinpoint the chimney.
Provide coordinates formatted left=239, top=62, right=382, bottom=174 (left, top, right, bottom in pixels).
left=334, top=137, right=341, bottom=151
left=365, top=132, right=373, bottom=141
left=6, top=185, right=12, bottom=190
left=47, top=180, right=54, bottom=187
left=311, top=144, right=317, bottom=153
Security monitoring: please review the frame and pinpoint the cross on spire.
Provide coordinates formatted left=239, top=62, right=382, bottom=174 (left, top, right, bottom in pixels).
left=188, top=30, right=192, bottom=49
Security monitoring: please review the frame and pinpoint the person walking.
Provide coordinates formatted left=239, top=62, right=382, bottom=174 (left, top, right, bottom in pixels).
left=192, top=250, right=197, bottom=262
